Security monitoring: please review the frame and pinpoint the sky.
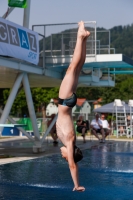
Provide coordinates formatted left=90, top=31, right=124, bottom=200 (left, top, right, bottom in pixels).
left=0, top=0, right=133, bottom=30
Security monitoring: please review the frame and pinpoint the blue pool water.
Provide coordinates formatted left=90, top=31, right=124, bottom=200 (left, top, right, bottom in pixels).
left=1, top=141, right=133, bottom=200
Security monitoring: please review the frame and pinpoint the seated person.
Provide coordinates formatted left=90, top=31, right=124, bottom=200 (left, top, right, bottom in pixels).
left=127, top=115, right=130, bottom=126
left=47, top=114, right=58, bottom=144
left=90, top=113, right=105, bottom=143
left=100, top=114, right=111, bottom=139
left=76, top=115, right=88, bottom=143
left=118, top=126, right=125, bottom=136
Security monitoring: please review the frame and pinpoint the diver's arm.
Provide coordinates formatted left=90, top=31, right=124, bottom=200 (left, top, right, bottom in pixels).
left=67, top=141, right=85, bottom=192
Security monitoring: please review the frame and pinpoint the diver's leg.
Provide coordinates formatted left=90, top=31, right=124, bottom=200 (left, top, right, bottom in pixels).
left=81, top=127, right=86, bottom=143
left=72, top=35, right=88, bottom=92
left=59, top=21, right=90, bottom=99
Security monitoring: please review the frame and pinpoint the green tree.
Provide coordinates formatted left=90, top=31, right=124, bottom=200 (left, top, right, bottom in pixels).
left=3, top=89, right=28, bottom=117
left=2, top=87, right=59, bottom=117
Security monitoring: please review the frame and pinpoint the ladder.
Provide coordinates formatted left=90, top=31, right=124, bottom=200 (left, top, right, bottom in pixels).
left=128, top=100, right=133, bottom=138
left=113, top=99, right=128, bottom=138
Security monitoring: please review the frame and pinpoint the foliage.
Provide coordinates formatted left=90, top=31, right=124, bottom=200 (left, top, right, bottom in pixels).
left=98, top=75, right=133, bottom=104
left=2, top=87, right=59, bottom=117
left=97, top=24, right=133, bottom=58
left=111, top=25, right=133, bottom=59
left=3, top=89, right=28, bottom=117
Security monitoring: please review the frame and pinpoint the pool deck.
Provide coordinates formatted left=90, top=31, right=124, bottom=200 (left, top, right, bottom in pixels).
left=0, top=136, right=133, bottom=165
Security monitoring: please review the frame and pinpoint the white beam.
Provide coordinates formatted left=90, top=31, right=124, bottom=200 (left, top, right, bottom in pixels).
left=41, top=114, right=57, bottom=145
left=23, top=73, right=40, bottom=141
left=0, top=109, right=34, bottom=142
left=0, top=73, right=24, bottom=136
left=23, top=0, right=31, bottom=28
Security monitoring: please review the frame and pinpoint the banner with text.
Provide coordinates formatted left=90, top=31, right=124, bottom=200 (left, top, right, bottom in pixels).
left=0, top=17, right=39, bottom=65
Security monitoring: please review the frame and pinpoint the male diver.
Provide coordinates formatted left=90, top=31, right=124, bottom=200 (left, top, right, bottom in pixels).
left=56, top=21, right=90, bottom=192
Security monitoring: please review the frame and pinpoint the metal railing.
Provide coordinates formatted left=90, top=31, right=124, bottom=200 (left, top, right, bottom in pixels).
left=32, top=22, right=97, bottom=68
left=32, top=22, right=115, bottom=70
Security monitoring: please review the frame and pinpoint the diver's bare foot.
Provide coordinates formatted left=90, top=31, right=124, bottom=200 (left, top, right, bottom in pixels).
left=85, top=28, right=91, bottom=38
left=78, top=21, right=86, bottom=39
left=78, top=21, right=90, bottom=39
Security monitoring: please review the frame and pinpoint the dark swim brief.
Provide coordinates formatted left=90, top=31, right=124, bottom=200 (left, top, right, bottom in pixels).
left=58, top=93, right=77, bottom=108
left=73, top=145, right=83, bottom=163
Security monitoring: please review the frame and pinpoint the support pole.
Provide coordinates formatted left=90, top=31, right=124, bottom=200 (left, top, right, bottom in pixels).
left=0, top=73, right=24, bottom=136
left=2, top=7, right=15, bottom=19
left=0, top=109, right=34, bottom=142
left=41, top=114, right=57, bottom=145
left=22, top=73, right=40, bottom=141
left=22, top=0, right=43, bottom=152
left=23, top=0, right=31, bottom=28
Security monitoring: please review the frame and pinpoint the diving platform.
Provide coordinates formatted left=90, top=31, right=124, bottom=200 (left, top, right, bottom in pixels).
left=0, top=53, right=133, bottom=88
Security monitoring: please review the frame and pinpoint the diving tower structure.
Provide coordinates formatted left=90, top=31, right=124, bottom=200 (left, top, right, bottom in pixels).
left=0, top=5, right=133, bottom=152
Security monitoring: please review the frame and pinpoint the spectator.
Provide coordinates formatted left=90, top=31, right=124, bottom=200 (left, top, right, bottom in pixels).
left=47, top=114, right=58, bottom=145
left=76, top=115, right=88, bottom=143
left=127, top=115, right=130, bottom=126
left=118, top=126, right=125, bottom=136
left=90, top=113, right=105, bottom=143
left=100, top=114, right=111, bottom=139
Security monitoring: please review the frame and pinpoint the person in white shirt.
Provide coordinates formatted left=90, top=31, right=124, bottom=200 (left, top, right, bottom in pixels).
left=90, top=113, right=105, bottom=142
left=100, top=114, right=111, bottom=139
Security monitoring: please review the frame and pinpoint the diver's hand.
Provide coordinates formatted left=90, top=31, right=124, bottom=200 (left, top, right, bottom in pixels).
left=73, top=186, right=85, bottom=192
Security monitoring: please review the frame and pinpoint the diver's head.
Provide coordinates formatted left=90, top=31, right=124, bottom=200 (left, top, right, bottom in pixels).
left=95, top=113, right=100, bottom=119
left=60, top=146, right=83, bottom=163
left=60, top=146, right=68, bottom=161
left=73, top=145, right=83, bottom=163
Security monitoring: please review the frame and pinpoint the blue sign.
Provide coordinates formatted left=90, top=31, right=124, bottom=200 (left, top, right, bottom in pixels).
left=0, top=17, right=39, bottom=65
